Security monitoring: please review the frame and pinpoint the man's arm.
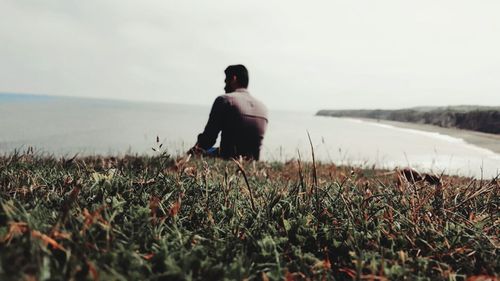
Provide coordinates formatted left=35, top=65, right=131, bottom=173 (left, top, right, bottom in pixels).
left=194, top=96, right=228, bottom=150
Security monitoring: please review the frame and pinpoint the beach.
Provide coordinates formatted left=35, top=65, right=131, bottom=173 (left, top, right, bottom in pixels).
left=363, top=118, right=500, bottom=154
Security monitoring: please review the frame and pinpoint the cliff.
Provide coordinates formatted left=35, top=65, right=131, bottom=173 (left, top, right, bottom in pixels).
left=317, top=106, right=500, bottom=134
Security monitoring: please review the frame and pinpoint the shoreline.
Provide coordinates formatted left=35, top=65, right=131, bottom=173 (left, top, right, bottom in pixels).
left=357, top=118, right=500, bottom=154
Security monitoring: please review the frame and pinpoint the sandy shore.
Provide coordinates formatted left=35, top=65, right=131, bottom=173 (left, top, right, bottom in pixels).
left=359, top=118, right=500, bottom=154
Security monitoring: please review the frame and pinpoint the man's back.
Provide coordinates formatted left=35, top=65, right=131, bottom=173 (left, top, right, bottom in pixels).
left=220, top=89, right=268, bottom=159
left=192, top=64, right=268, bottom=160
left=196, top=89, right=268, bottom=160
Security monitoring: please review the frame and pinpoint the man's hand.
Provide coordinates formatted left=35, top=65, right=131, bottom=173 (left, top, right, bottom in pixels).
left=187, top=145, right=204, bottom=156
left=187, top=145, right=220, bottom=157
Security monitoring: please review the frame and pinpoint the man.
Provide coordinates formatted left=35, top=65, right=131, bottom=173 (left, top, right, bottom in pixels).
left=189, top=64, right=268, bottom=160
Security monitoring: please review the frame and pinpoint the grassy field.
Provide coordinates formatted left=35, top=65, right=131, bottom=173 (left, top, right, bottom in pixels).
left=0, top=151, right=498, bottom=280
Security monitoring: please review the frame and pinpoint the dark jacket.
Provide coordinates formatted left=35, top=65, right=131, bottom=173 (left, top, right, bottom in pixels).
left=197, top=89, right=268, bottom=160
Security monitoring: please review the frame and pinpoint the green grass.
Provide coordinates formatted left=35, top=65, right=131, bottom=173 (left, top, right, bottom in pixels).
left=0, top=152, right=498, bottom=280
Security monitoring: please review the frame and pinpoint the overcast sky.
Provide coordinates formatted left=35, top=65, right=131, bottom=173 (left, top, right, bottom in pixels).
left=1, top=0, right=499, bottom=111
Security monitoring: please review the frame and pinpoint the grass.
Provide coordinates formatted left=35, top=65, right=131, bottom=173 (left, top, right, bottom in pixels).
left=0, top=150, right=498, bottom=280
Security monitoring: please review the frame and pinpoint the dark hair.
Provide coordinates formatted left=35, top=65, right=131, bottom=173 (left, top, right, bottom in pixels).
left=225, top=64, right=249, bottom=88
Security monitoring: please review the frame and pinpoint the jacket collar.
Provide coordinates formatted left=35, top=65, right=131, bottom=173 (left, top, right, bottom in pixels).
left=234, top=88, right=249, bottom=94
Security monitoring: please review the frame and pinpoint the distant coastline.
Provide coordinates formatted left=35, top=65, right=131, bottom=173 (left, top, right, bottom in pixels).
left=360, top=118, right=500, bottom=154
left=317, top=106, right=500, bottom=134
left=317, top=106, right=500, bottom=154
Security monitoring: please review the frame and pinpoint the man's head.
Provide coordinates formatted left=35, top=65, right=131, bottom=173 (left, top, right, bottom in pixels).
left=224, top=64, right=249, bottom=93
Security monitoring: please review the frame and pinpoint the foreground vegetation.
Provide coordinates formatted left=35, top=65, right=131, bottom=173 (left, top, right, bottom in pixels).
left=0, top=151, right=498, bottom=280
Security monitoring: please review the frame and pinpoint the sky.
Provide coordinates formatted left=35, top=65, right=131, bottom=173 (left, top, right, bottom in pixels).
left=1, top=0, right=499, bottom=111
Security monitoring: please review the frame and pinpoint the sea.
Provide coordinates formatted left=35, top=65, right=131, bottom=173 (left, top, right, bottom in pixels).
left=1, top=94, right=499, bottom=178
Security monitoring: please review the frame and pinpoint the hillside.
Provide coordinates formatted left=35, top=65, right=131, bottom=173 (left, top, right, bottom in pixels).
left=1, top=153, right=498, bottom=280
left=317, top=106, right=500, bottom=134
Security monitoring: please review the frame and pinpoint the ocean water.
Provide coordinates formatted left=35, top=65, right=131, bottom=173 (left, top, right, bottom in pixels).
left=1, top=95, right=499, bottom=178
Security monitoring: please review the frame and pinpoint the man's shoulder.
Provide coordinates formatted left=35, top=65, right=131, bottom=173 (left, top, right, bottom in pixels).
left=230, top=91, right=268, bottom=118
left=246, top=92, right=268, bottom=113
left=214, top=94, right=228, bottom=101
left=215, top=91, right=267, bottom=115
left=212, top=95, right=231, bottom=106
